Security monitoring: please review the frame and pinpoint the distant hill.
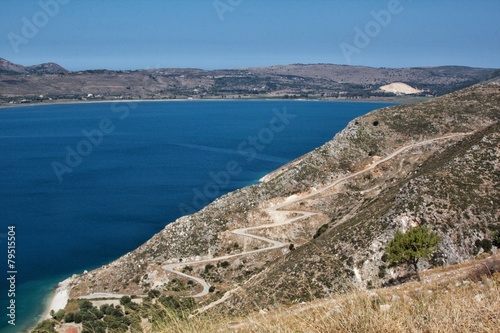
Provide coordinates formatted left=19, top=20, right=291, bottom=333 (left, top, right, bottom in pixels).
left=0, top=58, right=498, bottom=106
left=0, top=58, right=26, bottom=74
left=0, top=58, right=68, bottom=75
left=26, top=62, right=69, bottom=75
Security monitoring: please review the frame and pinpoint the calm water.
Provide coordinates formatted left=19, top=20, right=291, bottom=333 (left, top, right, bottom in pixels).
left=0, top=100, right=394, bottom=332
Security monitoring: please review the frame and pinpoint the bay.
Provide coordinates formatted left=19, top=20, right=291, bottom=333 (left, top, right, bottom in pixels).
left=0, top=100, right=395, bottom=332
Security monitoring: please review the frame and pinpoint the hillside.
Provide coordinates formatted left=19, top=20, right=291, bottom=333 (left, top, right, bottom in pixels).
left=45, top=79, right=499, bottom=332
left=209, top=257, right=499, bottom=333
left=0, top=58, right=68, bottom=75
left=38, top=255, right=499, bottom=333
left=1, top=58, right=498, bottom=106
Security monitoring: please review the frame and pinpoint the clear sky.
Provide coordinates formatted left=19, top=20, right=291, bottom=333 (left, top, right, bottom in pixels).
left=1, top=0, right=499, bottom=70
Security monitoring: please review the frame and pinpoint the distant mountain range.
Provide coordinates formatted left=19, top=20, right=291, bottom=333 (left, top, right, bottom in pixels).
left=1, top=57, right=498, bottom=106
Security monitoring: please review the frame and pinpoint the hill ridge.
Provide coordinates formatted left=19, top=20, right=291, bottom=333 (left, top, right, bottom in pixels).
left=1, top=57, right=498, bottom=106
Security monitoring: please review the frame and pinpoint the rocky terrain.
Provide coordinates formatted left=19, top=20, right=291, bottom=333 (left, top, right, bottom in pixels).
left=52, top=78, right=500, bottom=324
left=1, top=58, right=498, bottom=106
left=380, top=82, right=423, bottom=95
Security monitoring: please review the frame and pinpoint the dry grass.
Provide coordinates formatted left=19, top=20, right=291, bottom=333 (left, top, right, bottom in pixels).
left=153, top=271, right=499, bottom=333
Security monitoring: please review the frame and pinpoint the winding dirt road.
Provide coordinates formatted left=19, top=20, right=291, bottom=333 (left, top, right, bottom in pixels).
left=162, top=132, right=471, bottom=298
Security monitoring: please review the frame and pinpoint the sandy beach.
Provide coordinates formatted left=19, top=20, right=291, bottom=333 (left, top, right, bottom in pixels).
left=44, top=277, right=72, bottom=319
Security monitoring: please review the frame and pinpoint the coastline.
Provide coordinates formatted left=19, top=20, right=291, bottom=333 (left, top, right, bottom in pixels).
left=32, top=172, right=270, bottom=330
left=44, top=277, right=72, bottom=319
left=19, top=99, right=398, bottom=331
left=0, top=95, right=416, bottom=110
left=0, top=98, right=195, bottom=110
left=24, top=277, right=72, bottom=333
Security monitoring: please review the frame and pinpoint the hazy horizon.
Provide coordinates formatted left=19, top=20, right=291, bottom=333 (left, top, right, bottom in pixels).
left=3, top=57, right=500, bottom=72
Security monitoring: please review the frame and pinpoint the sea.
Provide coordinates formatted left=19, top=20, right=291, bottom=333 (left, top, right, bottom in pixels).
left=0, top=100, right=395, bottom=332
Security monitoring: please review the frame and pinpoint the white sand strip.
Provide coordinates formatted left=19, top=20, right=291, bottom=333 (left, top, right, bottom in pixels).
left=44, top=277, right=72, bottom=318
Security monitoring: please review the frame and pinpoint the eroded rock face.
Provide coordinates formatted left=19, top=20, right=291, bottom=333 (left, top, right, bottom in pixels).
left=380, top=82, right=423, bottom=95
left=67, top=82, right=500, bottom=315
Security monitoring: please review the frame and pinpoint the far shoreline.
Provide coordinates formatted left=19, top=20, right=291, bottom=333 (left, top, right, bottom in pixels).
left=0, top=96, right=421, bottom=110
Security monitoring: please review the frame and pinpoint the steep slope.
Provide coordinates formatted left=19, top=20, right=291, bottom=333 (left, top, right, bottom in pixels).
left=62, top=81, right=499, bottom=317
left=218, top=123, right=499, bottom=314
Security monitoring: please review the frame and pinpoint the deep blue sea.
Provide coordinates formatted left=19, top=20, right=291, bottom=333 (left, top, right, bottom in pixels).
left=0, top=100, right=394, bottom=332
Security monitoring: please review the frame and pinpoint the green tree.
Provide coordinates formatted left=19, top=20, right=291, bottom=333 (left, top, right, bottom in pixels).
left=120, top=295, right=132, bottom=305
left=480, top=239, right=492, bottom=253
left=64, top=312, right=75, bottom=323
left=491, top=231, right=500, bottom=248
left=52, top=309, right=65, bottom=321
left=385, top=226, right=440, bottom=281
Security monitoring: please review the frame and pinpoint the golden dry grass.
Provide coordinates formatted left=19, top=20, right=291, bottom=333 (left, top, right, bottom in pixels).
left=153, top=271, right=499, bottom=333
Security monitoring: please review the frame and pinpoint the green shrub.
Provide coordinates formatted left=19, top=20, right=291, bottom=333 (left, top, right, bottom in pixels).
left=52, top=309, right=65, bottom=321
left=492, top=232, right=500, bottom=248
left=476, top=238, right=493, bottom=252
left=120, top=296, right=132, bottom=305
left=64, top=312, right=75, bottom=323
left=182, top=265, right=193, bottom=273
left=313, top=224, right=329, bottom=239
left=32, top=319, right=57, bottom=333
left=73, top=312, right=83, bottom=324
left=82, top=319, right=106, bottom=333
left=480, top=239, right=492, bottom=252
left=148, top=289, right=161, bottom=299
left=79, top=300, right=94, bottom=311
left=378, top=265, right=386, bottom=279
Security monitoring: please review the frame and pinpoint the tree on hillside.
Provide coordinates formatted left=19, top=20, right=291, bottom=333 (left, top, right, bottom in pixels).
left=385, top=226, right=440, bottom=281
left=492, top=231, right=500, bottom=248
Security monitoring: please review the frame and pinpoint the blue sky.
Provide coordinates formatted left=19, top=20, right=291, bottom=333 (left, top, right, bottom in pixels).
left=1, top=0, right=499, bottom=70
